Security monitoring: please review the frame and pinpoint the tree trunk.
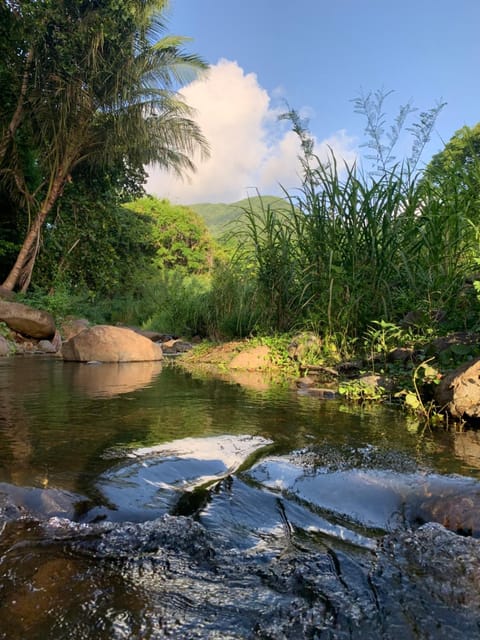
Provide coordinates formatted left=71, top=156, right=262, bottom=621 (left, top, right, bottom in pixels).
left=1, top=172, right=66, bottom=292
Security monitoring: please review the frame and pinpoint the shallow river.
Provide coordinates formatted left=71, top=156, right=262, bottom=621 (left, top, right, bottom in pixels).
left=1, top=356, right=480, bottom=639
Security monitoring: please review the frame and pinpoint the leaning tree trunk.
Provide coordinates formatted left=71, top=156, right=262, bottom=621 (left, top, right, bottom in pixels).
left=1, top=172, right=66, bottom=292
left=17, top=231, right=41, bottom=293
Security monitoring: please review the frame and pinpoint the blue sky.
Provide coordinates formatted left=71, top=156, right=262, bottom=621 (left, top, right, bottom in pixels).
left=146, top=0, right=480, bottom=203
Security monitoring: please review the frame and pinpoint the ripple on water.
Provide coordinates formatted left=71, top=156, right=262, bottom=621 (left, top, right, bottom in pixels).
left=1, top=434, right=480, bottom=639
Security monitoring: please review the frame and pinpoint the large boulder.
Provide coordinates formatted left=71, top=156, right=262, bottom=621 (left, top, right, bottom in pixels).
left=62, top=325, right=163, bottom=362
left=434, top=357, right=480, bottom=420
left=0, top=301, right=55, bottom=339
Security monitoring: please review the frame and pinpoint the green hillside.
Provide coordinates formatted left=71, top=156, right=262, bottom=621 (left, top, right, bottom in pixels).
left=189, top=195, right=287, bottom=238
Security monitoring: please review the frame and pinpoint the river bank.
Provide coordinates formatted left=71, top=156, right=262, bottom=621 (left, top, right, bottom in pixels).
left=2, top=295, right=480, bottom=425
left=174, top=332, right=480, bottom=426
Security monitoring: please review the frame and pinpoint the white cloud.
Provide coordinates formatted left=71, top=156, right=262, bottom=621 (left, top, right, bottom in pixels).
left=145, top=59, right=357, bottom=204
left=315, top=130, right=358, bottom=169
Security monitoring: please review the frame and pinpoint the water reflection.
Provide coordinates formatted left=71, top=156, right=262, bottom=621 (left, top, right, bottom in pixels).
left=0, top=482, right=82, bottom=520
left=454, top=429, right=480, bottom=470
left=90, top=434, right=480, bottom=541
left=248, top=454, right=480, bottom=537
left=64, top=361, right=163, bottom=398
left=92, top=435, right=271, bottom=522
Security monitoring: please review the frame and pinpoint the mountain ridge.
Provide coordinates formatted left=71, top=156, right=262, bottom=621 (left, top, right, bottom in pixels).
left=188, top=195, right=288, bottom=237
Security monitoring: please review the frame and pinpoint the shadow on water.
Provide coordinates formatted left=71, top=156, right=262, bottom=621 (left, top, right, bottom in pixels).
left=0, top=358, right=479, bottom=638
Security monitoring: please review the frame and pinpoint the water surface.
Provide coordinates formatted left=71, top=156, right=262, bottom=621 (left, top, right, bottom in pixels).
left=0, top=357, right=479, bottom=638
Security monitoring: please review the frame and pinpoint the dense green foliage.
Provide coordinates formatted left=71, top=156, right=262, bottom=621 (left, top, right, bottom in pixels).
left=426, top=123, right=480, bottom=196
left=34, top=170, right=154, bottom=294
left=124, top=197, right=214, bottom=272
left=30, top=193, right=220, bottom=326
left=0, top=0, right=208, bottom=291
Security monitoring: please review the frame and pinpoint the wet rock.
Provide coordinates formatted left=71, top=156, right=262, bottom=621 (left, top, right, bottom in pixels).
left=434, top=357, right=480, bottom=420
left=37, top=339, right=58, bottom=354
left=0, top=301, right=55, bottom=339
left=62, top=325, right=163, bottom=362
left=376, top=523, right=480, bottom=614
left=414, top=494, right=480, bottom=536
left=53, top=515, right=480, bottom=640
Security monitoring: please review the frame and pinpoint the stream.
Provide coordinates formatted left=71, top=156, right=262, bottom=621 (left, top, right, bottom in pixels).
left=0, top=357, right=480, bottom=638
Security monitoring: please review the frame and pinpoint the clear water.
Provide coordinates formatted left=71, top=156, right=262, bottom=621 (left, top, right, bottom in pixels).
left=0, top=357, right=479, bottom=639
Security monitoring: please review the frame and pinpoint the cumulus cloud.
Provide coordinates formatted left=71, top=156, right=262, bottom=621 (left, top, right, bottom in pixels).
left=145, top=59, right=357, bottom=204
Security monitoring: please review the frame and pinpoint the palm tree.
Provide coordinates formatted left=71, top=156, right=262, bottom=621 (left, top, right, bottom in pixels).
left=1, top=0, right=209, bottom=292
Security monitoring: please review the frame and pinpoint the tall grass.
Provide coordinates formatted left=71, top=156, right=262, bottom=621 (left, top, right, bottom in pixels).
left=230, top=153, right=478, bottom=341
left=141, top=262, right=261, bottom=339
